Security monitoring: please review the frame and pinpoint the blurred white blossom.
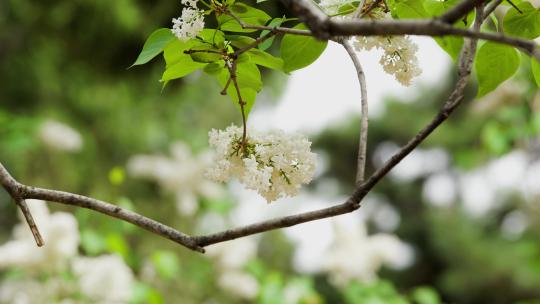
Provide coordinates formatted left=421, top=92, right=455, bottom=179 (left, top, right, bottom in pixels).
left=501, top=210, right=529, bottom=240
left=0, top=200, right=79, bottom=271
left=71, top=254, right=134, bottom=303
left=206, top=237, right=258, bottom=270
left=322, top=219, right=414, bottom=286
left=217, top=271, right=260, bottom=300
left=206, top=125, right=317, bottom=202
left=127, top=142, right=222, bottom=216
left=38, top=120, right=83, bottom=152
left=206, top=237, right=260, bottom=299
left=0, top=278, right=75, bottom=304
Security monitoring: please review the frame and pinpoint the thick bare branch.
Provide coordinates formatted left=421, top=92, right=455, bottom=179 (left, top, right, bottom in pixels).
left=279, top=0, right=539, bottom=61
left=0, top=162, right=204, bottom=253
left=328, top=19, right=538, bottom=60
left=280, top=0, right=330, bottom=38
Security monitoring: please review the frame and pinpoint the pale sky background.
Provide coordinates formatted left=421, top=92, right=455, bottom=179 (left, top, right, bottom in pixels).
left=250, top=37, right=452, bottom=133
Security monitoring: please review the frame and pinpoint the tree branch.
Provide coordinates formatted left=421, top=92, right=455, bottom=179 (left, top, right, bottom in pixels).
left=0, top=2, right=498, bottom=254
left=338, top=38, right=369, bottom=185
left=483, top=0, right=503, bottom=19
left=0, top=164, right=44, bottom=247
left=193, top=12, right=481, bottom=247
left=439, top=0, right=485, bottom=24
left=233, top=30, right=277, bottom=57
left=352, top=0, right=368, bottom=19
left=329, top=19, right=538, bottom=60
left=0, top=162, right=205, bottom=253
left=279, top=0, right=539, bottom=61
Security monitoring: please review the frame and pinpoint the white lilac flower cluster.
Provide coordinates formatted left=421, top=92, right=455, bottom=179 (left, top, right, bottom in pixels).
left=171, top=0, right=205, bottom=41
left=354, top=33, right=422, bottom=86
left=206, top=125, right=317, bottom=203
left=320, top=0, right=422, bottom=86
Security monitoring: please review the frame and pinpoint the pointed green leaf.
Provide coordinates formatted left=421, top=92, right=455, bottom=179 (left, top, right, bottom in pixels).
left=198, top=29, right=226, bottom=48
left=164, top=39, right=201, bottom=67
left=204, top=62, right=226, bottom=75
left=217, top=3, right=271, bottom=33
left=503, top=2, right=540, bottom=39
left=131, top=28, right=175, bottom=67
left=280, top=24, right=327, bottom=73
left=246, top=49, right=284, bottom=70
left=475, top=42, right=520, bottom=97
left=162, top=56, right=206, bottom=81
left=228, top=35, right=257, bottom=48
left=388, top=0, right=429, bottom=19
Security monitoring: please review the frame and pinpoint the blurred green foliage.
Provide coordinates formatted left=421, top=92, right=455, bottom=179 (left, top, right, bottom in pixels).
left=1, top=0, right=540, bottom=303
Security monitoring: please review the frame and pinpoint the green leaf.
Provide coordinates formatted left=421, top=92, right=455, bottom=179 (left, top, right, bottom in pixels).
left=217, top=3, right=271, bottom=33
left=503, top=2, right=540, bottom=39
left=197, top=29, right=226, bottom=48
left=163, top=39, right=202, bottom=67
left=475, top=42, right=520, bottom=97
left=259, top=18, right=285, bottom=50
left=434, top=36, right=464, bottom=61
left=204, top=62, right=225, bottom=75
left=235, top=60, right=262, bottom=91
left=247, top=48, right=284, bottom=70
left=228, top=35, right=257, bottom=48
left=532, top=58, right=540, bottom=87
left=388, top=0, right=429, bottom=19
left=280, top=24, right=327, bottom=73
left=188, top=47, right=223, bottom=63
left=131, top=28, right=175, bottom=67
left=162, top=56, right=206, bottom=81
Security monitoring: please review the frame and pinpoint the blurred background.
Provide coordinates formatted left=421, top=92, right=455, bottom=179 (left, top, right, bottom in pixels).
left=1, top=0, right=540, bottom=303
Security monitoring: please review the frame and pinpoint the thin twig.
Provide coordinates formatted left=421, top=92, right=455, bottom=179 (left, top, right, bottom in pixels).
left=0, top=164, right=44, bottom=247
left=339, top=38, right=369, bottom=186
left=225, top=60, right=248, bottom=149
left=234, top=30, right=277, bottom=57
left=221, top=77, right=232, bottom=95
left=352, top=0, right=368, bottom=19
left=226, top=11, right=312, bottom=36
